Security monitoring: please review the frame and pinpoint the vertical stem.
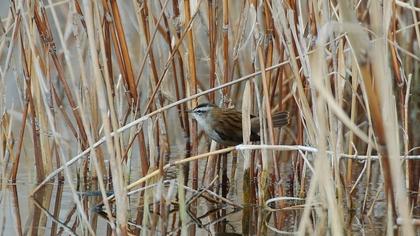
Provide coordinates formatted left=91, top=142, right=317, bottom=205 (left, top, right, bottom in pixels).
left=183, top=0, right=198, bottom=234
left=208, top=0, right=216, bottom=103
left=347, top=61, right=358, bottom=191
left=28, top=79, right=45, bottom=183
left=109, top=0, right=138, bottom=104
left=222, top=0, right=229, bottom=102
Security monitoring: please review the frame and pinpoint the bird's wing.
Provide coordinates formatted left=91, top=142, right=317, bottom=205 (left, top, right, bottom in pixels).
left=213, top=110, right=243, bottom=144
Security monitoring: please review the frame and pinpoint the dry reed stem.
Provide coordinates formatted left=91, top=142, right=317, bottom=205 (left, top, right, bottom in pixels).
left=346, top=60, right=359, bottom=185
left=27, top=63, right=45, bottom=183
left=9, top=36, right=29, bottom=181
left=241, top=81, right=252, bottom=234
left=19, top=5, right=96, bottom=230
left=33, top=4, right=88, bottom=150
left=183, top=0, right=200, bottom=234
left=222, top=0, right=229, bottom=99
left=208, top=0, right=216, bottom=103
left=136, top=0, right=170, bottom=110
left=109, top=0, right=137, bottom=104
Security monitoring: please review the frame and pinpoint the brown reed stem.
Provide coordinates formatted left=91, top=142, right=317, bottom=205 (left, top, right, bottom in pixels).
left=109, top=0, right=137, bottom=104
left=33, top=4, right=89, bottom=150
left=184, top=0, right=199, bottom=234
left=27, top=75, right=45, bottom=183
left=208, top=0, right=216, bottom=103
left=9, top=33, right=29, bottom=182
left=222, top=0, right=229, bottom=101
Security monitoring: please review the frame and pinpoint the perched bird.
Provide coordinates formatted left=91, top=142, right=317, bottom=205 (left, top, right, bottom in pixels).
left=188, top=103, right=289, bottom=146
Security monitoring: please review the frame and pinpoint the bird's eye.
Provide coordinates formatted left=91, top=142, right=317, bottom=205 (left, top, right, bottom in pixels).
left=194, top=109, right=206, bottom=115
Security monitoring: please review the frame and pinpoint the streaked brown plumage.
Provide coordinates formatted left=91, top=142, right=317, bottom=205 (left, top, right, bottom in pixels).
left=189, top=103, right=289, bottom=146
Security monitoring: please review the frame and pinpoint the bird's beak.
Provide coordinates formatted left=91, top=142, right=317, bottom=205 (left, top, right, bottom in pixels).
left=185, top=109, right=193, bottom=113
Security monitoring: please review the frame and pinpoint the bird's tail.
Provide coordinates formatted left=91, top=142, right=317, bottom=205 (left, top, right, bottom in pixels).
left=272, top=111, right=289, bottom=128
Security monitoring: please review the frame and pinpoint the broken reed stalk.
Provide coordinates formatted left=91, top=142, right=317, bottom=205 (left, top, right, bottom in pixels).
left=241, top=82, right=253, bottom=235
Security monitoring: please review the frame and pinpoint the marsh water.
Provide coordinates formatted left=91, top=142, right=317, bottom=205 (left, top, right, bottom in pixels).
left=2, top=149, right=410, bottom=235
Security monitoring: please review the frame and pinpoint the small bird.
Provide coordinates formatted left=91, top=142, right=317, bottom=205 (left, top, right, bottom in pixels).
left=188, top=103, right=289, bottom=146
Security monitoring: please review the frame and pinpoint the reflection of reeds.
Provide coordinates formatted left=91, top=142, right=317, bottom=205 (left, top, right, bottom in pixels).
left=1, top=0, right=419, bottom=235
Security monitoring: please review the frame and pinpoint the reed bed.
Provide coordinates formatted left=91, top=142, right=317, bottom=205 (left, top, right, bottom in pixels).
left=0, top=0, right=419, bottom=235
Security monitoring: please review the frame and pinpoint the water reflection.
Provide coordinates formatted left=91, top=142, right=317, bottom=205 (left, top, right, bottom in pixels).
left=0, top=160, right=408, bottom=235
left=5, top=185, right=23, bottom=236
